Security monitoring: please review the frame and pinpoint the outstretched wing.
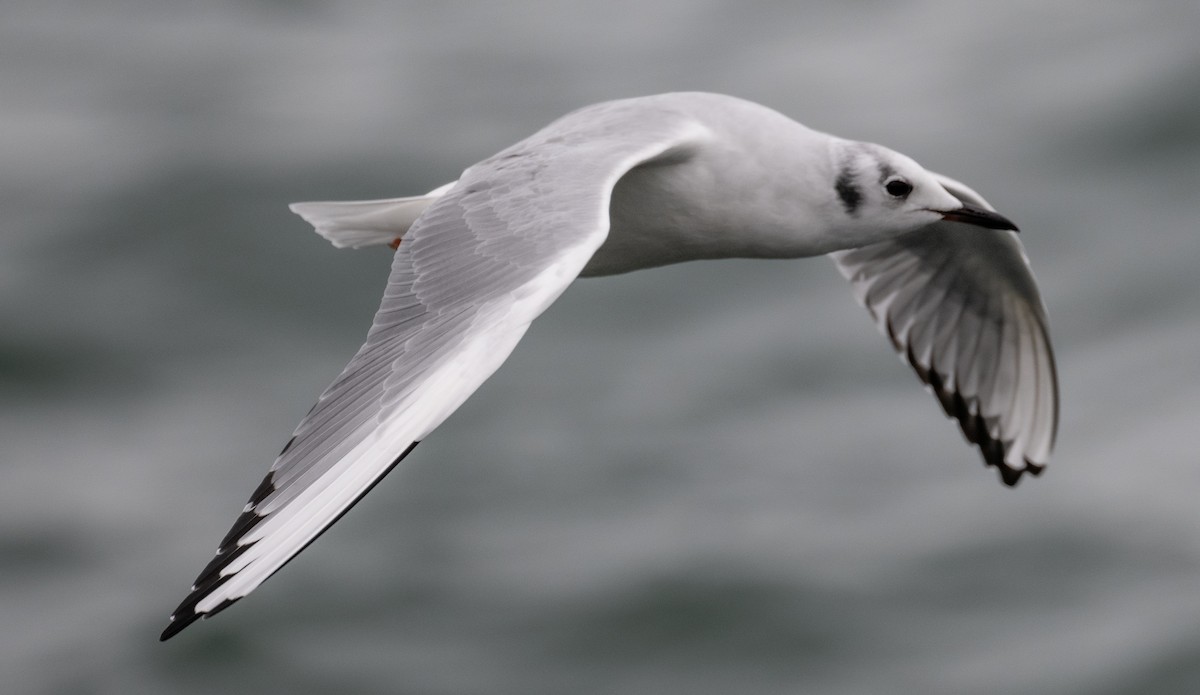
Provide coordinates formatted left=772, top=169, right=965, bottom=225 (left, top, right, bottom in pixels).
left=161, top=105, right=710, bottom=640
left=829, top=173, right=1058, bottom=486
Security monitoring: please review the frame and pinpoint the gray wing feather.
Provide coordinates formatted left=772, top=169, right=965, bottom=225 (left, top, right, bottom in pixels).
left=830, top=173, right=1058, bottom=486
left=162, top=103, right=709, bottom=639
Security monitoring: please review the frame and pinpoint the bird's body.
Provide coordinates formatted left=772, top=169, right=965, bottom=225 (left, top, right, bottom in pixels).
left=161, top=92, right=1058, bottom=640
left=587, top=94, right=839, bottom=273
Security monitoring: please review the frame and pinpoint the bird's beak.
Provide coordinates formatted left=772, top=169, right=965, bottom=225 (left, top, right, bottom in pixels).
left=937, top=203, right=1019, bottom=232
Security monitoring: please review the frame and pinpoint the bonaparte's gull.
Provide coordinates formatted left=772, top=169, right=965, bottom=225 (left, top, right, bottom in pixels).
left=161, top=92, right=1058, bottom=640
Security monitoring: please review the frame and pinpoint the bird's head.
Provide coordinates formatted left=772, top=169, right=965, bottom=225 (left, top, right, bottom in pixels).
left=827, top=142, right=1017, bottom=246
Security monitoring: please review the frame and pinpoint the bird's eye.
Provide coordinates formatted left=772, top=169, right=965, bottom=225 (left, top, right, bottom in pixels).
left=885, top=178, right=913, bottom=198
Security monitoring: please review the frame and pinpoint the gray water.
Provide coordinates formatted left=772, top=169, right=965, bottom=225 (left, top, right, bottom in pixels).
left=6, top=2, right=1200, bottom=693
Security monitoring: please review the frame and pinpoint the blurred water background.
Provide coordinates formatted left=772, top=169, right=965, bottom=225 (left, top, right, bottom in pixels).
left=5, top=1, right=1200, bottom=693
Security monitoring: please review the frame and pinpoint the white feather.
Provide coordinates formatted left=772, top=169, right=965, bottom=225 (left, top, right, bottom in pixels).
left=289, top=182, right=456, bottom=249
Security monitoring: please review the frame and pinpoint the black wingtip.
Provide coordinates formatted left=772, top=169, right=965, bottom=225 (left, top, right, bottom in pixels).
left=159, top=569, right=242, bottom=641
left=918, top=358, right=1046, bottom=488
left=159, top=440, right=425, bottom=642
left=996, top=458, right=1045, bottom=488
left=160, top=611, right=202, bottom=642
left=157, top=476, right=273, bottom=643
left=973, top=423, right=1048, bottom=488
left=996, top=462, right=1023, bottom=487
left=160, top=594, right=242, bottom=641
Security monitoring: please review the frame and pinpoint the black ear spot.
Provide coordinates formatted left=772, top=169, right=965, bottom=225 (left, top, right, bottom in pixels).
left=835, top=167, right=862, bottom=215
left=885, top=178, right=913, bottom=198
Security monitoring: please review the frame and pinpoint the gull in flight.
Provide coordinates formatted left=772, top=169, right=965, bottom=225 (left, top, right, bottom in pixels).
left=161, top=92, right=1057, bottom=640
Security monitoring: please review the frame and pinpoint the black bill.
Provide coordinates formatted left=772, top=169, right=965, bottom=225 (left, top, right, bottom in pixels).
left=938, top=203, right=1020, bottom=232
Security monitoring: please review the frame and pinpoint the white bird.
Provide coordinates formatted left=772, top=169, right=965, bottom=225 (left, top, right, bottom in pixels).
left=161, top=92, right=1057, bottom=640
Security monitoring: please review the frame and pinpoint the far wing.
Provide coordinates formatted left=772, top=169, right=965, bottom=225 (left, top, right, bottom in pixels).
left=829, top=173, right=1058, bottom=486
left=161, top=107, right=710, bottom=640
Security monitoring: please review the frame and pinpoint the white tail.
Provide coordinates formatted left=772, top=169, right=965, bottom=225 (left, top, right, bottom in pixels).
left=289, top=182, right=456, bottom=249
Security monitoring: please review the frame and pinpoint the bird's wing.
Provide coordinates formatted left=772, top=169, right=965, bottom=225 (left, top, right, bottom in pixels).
left=828, top=172, right=1058, bottom=486
left=161, top=109, right=711, bottom=640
